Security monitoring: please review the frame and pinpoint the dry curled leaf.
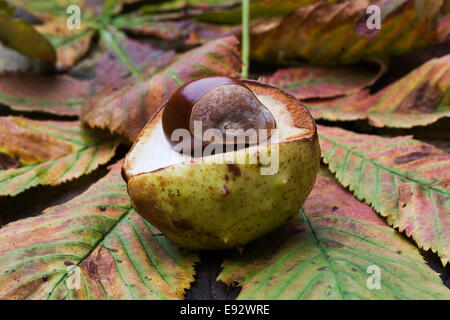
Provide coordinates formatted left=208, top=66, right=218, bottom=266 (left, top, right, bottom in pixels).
left=251, top=0, right=441, bottom=65
left=0, top=161, right=198, bottom=299
left=81, top=36, right=242, bottom=142
left=318, top=125, right=450, bottom=266
left=0, top=117, right=119, bottom=196
left=218, top=170, right=450, bottom=299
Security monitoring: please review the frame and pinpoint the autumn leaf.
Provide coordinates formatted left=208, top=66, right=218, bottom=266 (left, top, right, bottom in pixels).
left=0, top=117, right=119, bottom=196
left=0, top=73, right=89, bottom=116
left=318, top=125, right=450, bottom=266
left=81, top=36, right=242, bottom=142
left=307, top=54, right=450, bottom=128
left=139, top=0, right=240, bottom=14
left=218, top=171, right=450, bottom=299
left=7, top=0, right=101, bottom=70
left=7, top=0, right=148, bottom=71
left=250, top=0, right=441, bottom=65
left=93, top=30, right=176, bottom=91
left=437, top=11, right=450, bottom=43
left=197, top=0, right=329, bottom=24
left=259, top=62, right=385, bottom=100
left=0, top=161, right=198, bottom=299
left=0, top=1, right=56, bottom=64
left=113, top=14, right=241, bottom=45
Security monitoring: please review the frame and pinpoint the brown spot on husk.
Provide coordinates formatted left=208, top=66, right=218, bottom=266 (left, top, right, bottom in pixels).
left=173, top=219, right=193, bottom=231
left=226, top=163, right=241, bottom=177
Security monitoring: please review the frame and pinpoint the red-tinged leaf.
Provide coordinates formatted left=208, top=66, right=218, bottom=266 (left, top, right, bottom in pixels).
left=81, top=36, right=242, bottom=142
left=306, top=90, right=370, bottom=121
left=218, top=171, right=450, bottom=299
left=307, top=54, right=450, bottom=127
left=259, top=63, right=385, bottom=100
left=0, top=73, right=88, bottom=116
left=0, top=161, right=199, bottom=299
left=0, top=117, right=119, bottom=196
left=94, top=31, right=176, bottom=90
left=437, top=12, right=450, bottom=43
left=318, top=125, right=450, bottom=266
left=0, top=7, right=56, bottom=64
left=114, top=15, right=240, bottom=45
left=250, top=0, right=441, bottom=65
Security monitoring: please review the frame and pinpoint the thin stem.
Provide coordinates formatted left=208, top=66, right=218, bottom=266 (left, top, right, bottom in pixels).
left=241, top=0, right=250, bottom=78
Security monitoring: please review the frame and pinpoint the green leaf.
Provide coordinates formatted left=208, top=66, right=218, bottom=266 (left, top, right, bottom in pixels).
left=7, top=0, right=137, bottom=70
left=318, top=125, right=450, bottom=266
left=0, top=2, right=56, bottom=63
left=218, top=170, right=450, bottom=299
left=0, top=161, right=198, bottom=299
left=8, top=0, right=99, bottom=70
left=0, top=117, right=120, bottom=196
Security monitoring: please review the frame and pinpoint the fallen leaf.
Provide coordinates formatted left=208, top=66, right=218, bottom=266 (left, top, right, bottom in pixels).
left=0, top=161, right=198, bottom=299
left=318, top=125, right=450, bottom=266
left=0, top=1, right=56, bottom=64
left=250, top=0, right=441, bottom=65
left=8, top=0, right=99, bottom=70
left=114, top=15, right=240, bottom=45
left=0, top=72, right=89, bottom=116
left=81, top=36, right=242, bottom=142
left=218, top=170, right=450, bottom=299
left=197, top=0, right=327, bottom=24
left=307, top=54, right=450, bottom=127
left=93, top=30, right=176, bottom=91
left=0, top=117, right=119, bottom=196
left=260, top=62, right=385, bottom=100
left=437, top=11, right=450, bottom=43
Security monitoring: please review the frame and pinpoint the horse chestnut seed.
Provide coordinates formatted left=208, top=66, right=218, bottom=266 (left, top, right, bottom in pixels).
left=161, top=76, right=276, bottom=153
